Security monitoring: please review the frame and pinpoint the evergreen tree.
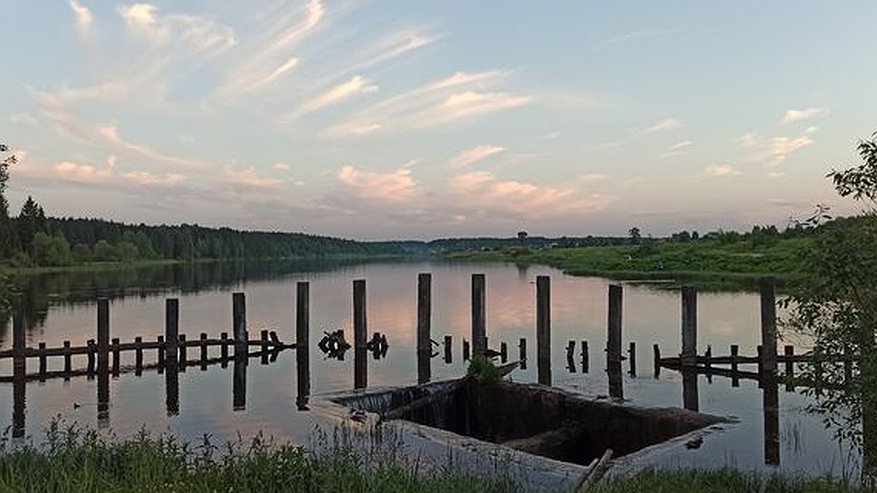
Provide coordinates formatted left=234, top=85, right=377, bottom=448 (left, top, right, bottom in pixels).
left=17, top=196, right=47, bottom=253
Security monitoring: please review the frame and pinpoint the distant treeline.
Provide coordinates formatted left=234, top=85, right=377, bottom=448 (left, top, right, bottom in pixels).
left=0, top=196, right=409, bottom=267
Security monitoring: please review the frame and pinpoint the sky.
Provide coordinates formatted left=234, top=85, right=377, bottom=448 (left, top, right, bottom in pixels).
left=2, top=1, right=876, bottom=240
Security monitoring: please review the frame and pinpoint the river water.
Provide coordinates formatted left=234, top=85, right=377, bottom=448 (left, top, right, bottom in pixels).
left=0, top=259, right=861, bottom=480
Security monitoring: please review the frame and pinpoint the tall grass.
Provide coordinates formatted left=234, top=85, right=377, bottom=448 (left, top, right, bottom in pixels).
left=593, top=469, right=864, bottom=493
left=0, top=421, right=518, bottom=493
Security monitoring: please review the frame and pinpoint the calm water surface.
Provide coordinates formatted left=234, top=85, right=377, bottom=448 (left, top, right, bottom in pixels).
left=0, top=260, right=858, bottom=479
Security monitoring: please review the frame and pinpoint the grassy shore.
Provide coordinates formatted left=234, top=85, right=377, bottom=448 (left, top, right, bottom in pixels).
left=0, top=424, right=866, bottom=492
left=449, top=239, right=809, bottom=290
left=0, top=423, right=517, bottom=493
left=595, top=469, right=863, bottom=492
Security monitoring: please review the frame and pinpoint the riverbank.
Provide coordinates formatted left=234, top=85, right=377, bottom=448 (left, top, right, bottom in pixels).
left=0, top=424, right=863, bottom=492
left=448, top=239, right=809, bottom=290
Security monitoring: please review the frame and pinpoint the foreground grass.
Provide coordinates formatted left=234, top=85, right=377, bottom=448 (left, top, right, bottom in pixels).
left=450, top=239, right=810, bottom=290
left=595, top=469, right=866, bottom=492
left=0, top=423, right=517, bottom=493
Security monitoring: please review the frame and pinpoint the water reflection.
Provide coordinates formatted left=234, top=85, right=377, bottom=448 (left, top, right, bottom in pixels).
left=0, top=260, right=859, bottom=481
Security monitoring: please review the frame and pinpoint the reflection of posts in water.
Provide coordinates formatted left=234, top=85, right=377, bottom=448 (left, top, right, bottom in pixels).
left=581, top=340, right=589, bottom=373
left=12, top=300, right=26, bottom=438
left=730, top=345, right=740, bottom=388
left=628, top=342, right=637, bottom=377
left=165, top=357, right=180, bottom=416
left=232, top=355, right=247, bottom=411
left=296, top=282, right=310, bottom=411
left=652, top=344, right=660, bottom=379
left=566, top=341, right=576, bottom=373
left=536, top=276, right=551, bottom=386
left=233, top=293, right=247, bottom=358
left=682, top=368, right=699, bottom=412
left=471, top=274, right=487, bottom=358
left=96, top=299, right=110, bottom=427
left=762, top=372, right=780, bottom=465
left=608, top=361, right=623, bottom=400
left=416, top=273, right=432, bottom=384
left=353, top=280, right=367, bottom=389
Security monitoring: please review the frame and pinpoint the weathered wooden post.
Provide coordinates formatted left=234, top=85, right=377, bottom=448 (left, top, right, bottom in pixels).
left=165, top=299, right=179, bottom=369
left=763, top=373, right=780, bottom=465
left=730, top=344, right=740, bottom=387
left=38, top=342, right=47, bottom=380
left=463, top=339, right=470, bottom=361
left=233, top=357, right=246, bottom=411
left=156, top=336, right=164, bottom=372
left=200, top=332, right=209, bottom=370
left=63, top=340, right=72, bottom=378
left=444, top=335, right=452, bottom=364
left=653, top=344, right=660, bottom=379
left=353, top=279, right=367, bottom=389
left=471, top=274, right=487, bottom=357
left=111, top=338, right=120, bottom=376
left=220, top=332, right=229, bottom=365
left=417, top=273, right=432, bottom=384
left=681, top=286, right=697, bottom=366
left=607, top=284, right=623, bottom=366
left=12, top=370, right=25, bottom=438
left=97, top=298, right=110, bottom=374
left=233, top=293, right=246, bottom=359
left=760, top=277, right=778, bottom=376
left=296, top=282, right=310, bottom=410
left=134, top=337, right=143, bottom=376
left=165, top=356, right=179, bottom=416
left=519, top=338, right=527, bottom=369
left=536, top=275, right=551, bottom=385
left=628, top=342, right=637, bottom=376
left=178, top=334, right=187, bottom=371
left=581, top=340, right=589, bottom=373
left=500, top=342, right=508, bottom=363
left=260, top=330, right=270, bottom=365
left=784, top=345, right=794, bottom=375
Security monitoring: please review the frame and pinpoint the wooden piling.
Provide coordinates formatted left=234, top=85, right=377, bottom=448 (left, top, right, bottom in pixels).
left=233, top=293, right=247, bottom=357
left=87, top=339, right=96, bottom=375
left=178, top=334, right=187, bottom=372
left=653, top=344, right=660, bottom=378
left=760, top=278, right=778, bottom=375
left=536, top=275, right=551, bottom=386
left=444, top=335, right=452, bottom=364
left=607, top=284, right=623, bottom=365
left=463, top=340, right=470, bottom=361
left=628, top=341, right=636, bottom=376
left=296, top=282, right=310, bottom=409
left=353, top=279, right=367, bottom=389
left=471, top=274, right=487, bottom=357
left=134, top=337, right=143, bottom=376
left=200, top=332, right=208, bottom=370
left=156, top=336, right=165, bottom=372
left=704, top=345, right=712, bottom=370
left=260, top=330, right=269, bottom=365
left=581, top=340, right=589, bottom=373
left=165, top=299, right=179, bottom=366
left=681, top=286, right=697, bottom=366
left=233, top=357, right=246, bottom=411
left=111, top=337, right=120, bottom=376
left=784, top=345, right=794, bottom=375
left=682, top=368, right=699, bottom=412
left=500, top=342, right=508, bottom=363
left=38, top=342, right=47, bottom=381
left=97, top=298, right=110, bottom=374
left=220, top=332, right=229, bottom=365
left=731, top=344, right=740, bottom=388
left=63, top=340, right=72, bottom=378
left=417, top=273, right=432, bottom=384
left=519, top=338, right=526, bottom=369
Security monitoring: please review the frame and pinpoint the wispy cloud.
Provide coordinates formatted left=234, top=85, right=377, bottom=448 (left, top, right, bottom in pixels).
left=741, top=126, right=817, bottom=166
left=9, top=113, right=38, bottom=126
left=123, top=170, right=186, bottom=187
left=69, top=0, right=94, bottom=38
left=659, top=140, right=693, bottom=158
left=337, top=164, right=417, bottom=203
left=780, top=108, right=828, bottom=125
left=53, top=156, right=116, bottom=184
left=282, top=75, right=378, bottom=122
left=596, top=28, right=678, bottom=50
left=448, top=144, right=506, bottom=168
left=578, top=173, right=609, bottom=185
left=328, top=70, right=530, bottom=136
left=222, top=165, right=283, bottom=190
left=642, top=117, right=684, bottom=134
left=705, top=164, right=741, bottom=177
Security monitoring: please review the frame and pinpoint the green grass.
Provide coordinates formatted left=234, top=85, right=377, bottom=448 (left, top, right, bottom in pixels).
left=0, top=422, right=518, bottom=493
left=595, top=469, right=864, bottom=492
left=450, top=239, right=811, bottom=290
